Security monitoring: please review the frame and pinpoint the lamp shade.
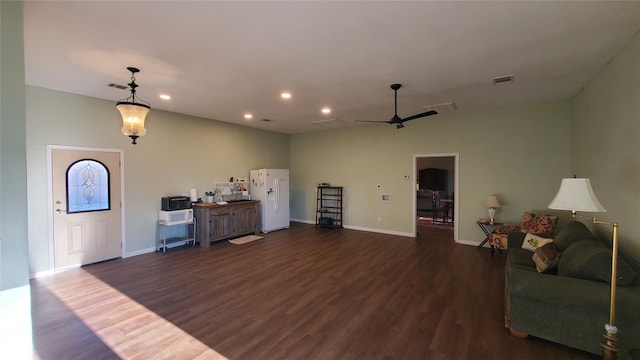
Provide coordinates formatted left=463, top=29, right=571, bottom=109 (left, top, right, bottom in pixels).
left=484, top=195, right=501, bottom=208
left=548, top=178, right=606, bottom=212
left=117, top=102, right=149, bottom=138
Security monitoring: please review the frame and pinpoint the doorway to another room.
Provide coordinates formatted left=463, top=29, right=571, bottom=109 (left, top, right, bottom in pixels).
left=414, top=154, right=458, bottom=241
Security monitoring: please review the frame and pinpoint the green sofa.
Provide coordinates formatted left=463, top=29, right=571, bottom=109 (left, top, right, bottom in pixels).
left=505, top=220, right=640, bottom=358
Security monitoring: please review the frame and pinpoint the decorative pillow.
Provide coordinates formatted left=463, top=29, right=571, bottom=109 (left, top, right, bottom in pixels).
left=532, top=243, right=561, bottom=273
left=488, top=233, right=509, bottom=250
left=521, top=233, right=554, bottom=252
left=488, top=225, right=521, bottom=250
left=519, top=212, right=558, bottom=237
left=493, top=225, right=520, bottom=234
left=558, top=240, right=637, bottom=286
left=553, top=220, right=597, bottom=252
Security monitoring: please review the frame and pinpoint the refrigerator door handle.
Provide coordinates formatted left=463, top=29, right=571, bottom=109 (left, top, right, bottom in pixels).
left=274, top=178, right=279, bottom=210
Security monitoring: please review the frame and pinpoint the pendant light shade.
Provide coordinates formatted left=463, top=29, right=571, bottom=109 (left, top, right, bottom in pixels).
left=117, top=102, right=149, bottom=139
left=116, top=67, right=150, bottom=144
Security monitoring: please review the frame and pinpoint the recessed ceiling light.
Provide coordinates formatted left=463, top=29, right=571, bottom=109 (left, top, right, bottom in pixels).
left=281, top=92, right=292, bottom=99
left=159, top=94, right=171, bottom=100
left=244, top=113, right=253, bottom=119
left=321, top=107, right=331, bottom=115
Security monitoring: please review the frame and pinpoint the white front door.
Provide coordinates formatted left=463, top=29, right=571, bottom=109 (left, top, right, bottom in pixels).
left=51, top=148, right=123, bottom=269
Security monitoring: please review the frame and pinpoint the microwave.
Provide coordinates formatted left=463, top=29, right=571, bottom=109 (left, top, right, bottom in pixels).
left=159, top=209, right=193, bottom=226
left=161, top=196, right=191, bottom=211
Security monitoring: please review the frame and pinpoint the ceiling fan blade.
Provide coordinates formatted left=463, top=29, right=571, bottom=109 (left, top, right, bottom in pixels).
left=355, top=120, right=392, bottom=124
left=401, top=110, right=438, bottom=123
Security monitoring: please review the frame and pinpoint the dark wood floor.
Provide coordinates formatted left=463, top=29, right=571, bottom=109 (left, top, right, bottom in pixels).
left=32, top=222, right=598, bottom=359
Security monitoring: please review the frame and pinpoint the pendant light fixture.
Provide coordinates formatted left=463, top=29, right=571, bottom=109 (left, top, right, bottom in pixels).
left=116, top=67, right=150, bottom=144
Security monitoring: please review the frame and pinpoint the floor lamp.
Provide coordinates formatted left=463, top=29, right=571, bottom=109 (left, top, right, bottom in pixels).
left=548, top=178, right=619, bottom=360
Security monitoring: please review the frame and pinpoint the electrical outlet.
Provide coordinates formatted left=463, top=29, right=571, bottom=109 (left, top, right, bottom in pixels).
left=377, top=216, right=382, bottom=222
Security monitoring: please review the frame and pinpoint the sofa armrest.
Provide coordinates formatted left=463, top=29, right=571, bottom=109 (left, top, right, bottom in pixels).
left=508, top=231, right=526, bottom=249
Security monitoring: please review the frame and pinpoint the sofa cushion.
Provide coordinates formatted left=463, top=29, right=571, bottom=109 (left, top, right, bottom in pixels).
left=554, top=220, right=597, bottom=252
left=508, top=247, right=537, bottom=268
left=521, top=233, right=554, bottom=252
left=532, top=243, right=561, bottom=273
left=520, top=212, right=558, bottom=237
left=508, top=231, right=527, bottom=248
left=558, top=240, right=637, bottom=286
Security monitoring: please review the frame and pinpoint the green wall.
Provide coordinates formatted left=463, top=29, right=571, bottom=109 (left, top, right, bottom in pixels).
left=572, top=31, right=640, bottom=259
left=1, top=1, right=33, bottom=357
left=26, top=86, right=289, bottom=274
left=290, top=100, right=572, bottom=243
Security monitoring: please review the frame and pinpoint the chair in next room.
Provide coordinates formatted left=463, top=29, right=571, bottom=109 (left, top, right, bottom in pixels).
left=432, top=191, right=448, bottom=223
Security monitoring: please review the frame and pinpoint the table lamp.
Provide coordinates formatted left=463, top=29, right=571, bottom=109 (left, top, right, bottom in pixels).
left=548, top=177, right=619, bottom=360
left=484, top=195, right=501, bottom=224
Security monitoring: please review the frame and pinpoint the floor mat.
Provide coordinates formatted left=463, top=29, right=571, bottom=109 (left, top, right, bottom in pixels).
left=228, top=235, right=264, bottom=245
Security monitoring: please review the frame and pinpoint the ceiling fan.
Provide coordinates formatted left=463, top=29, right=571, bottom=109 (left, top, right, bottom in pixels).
left=357, top=83, right=438, bottom=129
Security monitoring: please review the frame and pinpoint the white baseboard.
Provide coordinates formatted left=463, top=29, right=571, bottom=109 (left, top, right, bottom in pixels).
left=125, top=246, right=156, bottom=258
left=456, top=239, right=483, bottom=247
left=343, top=224, right=414, bottom=237
left=290, top=219, right=413, bottom=238
left=290, top=218, right=313, bottom=224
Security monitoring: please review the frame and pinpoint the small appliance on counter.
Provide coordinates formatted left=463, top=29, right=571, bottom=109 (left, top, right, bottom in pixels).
left=161, top=196, right=191, bottom=211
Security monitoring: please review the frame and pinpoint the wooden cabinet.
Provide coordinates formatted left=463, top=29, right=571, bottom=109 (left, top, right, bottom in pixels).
left=194, top=201, right=259, bottom=247
left=208, top=206, right=232, bottom=241
left=316, top=186, right=343, bottom=229
left=231, top=202, right=258, bottom=235
left=419, top=168, right=447, bottom=192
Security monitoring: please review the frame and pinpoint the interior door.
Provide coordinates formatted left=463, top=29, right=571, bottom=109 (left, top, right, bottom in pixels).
left=51, top=148, right=122, bottom=269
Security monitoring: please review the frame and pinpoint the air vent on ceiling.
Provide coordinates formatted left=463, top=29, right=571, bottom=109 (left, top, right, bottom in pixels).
left=310, top=118, right=346, bottom=128
left=423, top=102, right=457, bottom=114
left=108, top=82, right=128, bottom=90
left=492, top=74, right=514, bottom=85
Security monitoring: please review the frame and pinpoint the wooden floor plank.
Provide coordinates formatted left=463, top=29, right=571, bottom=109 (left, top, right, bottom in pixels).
left=32, top=222, right=599, bottom=359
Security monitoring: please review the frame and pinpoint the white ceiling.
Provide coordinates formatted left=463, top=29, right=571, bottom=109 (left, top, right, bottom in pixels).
left=23, top=1, right=640, bottom=134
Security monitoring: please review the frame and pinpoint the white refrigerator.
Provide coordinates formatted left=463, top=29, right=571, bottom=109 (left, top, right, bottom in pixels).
left=250, top=169, right=290, bottom=233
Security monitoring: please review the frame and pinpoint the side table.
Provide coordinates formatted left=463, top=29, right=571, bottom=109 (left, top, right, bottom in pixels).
left=157, top=219, right=197, bottom=253
left=476, top=220, right=503, bottom=254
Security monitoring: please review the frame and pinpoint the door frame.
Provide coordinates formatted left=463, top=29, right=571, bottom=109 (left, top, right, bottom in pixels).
left=46, top=145, right=126, bottom=270
left=413, top=153, right=459, bottom=241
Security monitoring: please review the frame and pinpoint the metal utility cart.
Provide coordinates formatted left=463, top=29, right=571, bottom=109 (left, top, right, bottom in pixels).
left=156, top=219, right=196, bottom=253
left=316, top=186, right=343, bottom=229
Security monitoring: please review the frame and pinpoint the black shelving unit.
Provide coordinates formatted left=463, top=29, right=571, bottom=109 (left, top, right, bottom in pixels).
left=316, top=186, right=343, bottom=229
